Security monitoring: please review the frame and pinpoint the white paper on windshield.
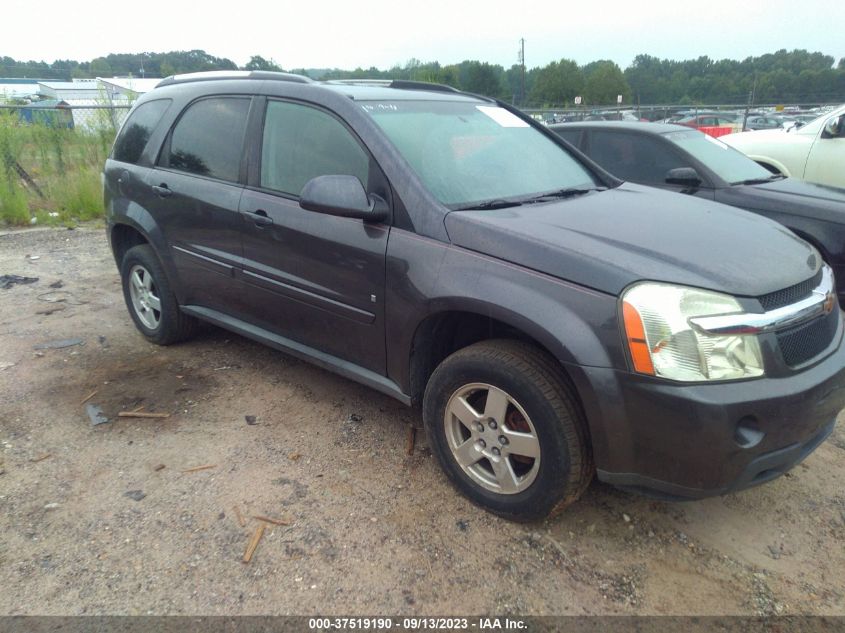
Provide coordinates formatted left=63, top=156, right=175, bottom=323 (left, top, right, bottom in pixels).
left=476, top=106, right=529, bottom=127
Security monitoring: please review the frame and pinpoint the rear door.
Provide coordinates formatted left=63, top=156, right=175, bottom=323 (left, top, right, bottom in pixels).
left=238, top=98, right=391, bottom=373
left=146, top=96, right=252, bottom=315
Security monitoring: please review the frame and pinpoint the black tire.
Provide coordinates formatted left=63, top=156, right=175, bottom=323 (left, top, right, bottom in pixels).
left=120, top=244, right=197, bottom=345
left=422, top=339, right=593, bottom=521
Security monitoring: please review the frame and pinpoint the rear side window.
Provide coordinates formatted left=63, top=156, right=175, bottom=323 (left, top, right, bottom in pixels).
left=112, top=99, right=171, bottom=164
left=588, top=131, right=688, bottom=185
left=161, top=97, right=250, bottom=182
left=260, top=100, right=370, bottom=197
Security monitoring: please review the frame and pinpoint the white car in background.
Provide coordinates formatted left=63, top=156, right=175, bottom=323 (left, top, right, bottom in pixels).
left=722, top=104, right=845, bottom=188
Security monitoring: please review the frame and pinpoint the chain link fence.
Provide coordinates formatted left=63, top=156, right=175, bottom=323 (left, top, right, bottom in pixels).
left=0, top=104, right=130, bottom=225
left=0, top=103, right=131, bottom=133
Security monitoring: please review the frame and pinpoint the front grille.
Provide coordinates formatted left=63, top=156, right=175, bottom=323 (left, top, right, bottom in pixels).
left=758, top=268, right=823, bottom=311
left=776, top=308, right=839, bottom=367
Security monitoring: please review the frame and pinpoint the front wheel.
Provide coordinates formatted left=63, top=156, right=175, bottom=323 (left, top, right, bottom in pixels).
left=120, top=244, right=197, bottom=345
left=422, top=340, right=594, bottom=521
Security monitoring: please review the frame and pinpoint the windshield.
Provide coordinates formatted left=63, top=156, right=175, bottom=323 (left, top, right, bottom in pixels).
left=663, top=129, right=773, bottom=184
left=363, top=100, right=599, bottom=207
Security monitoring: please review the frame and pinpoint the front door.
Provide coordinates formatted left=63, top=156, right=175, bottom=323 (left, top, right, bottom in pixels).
left=238, top=99, right=390, bottom=373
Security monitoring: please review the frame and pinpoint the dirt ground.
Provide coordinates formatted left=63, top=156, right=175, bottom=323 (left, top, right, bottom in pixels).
left=1, top=226, right=844, bottom=617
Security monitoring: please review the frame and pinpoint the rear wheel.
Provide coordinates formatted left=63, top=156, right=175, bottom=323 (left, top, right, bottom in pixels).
left=422, top=339, right=594, bottom=521
left=120, top=244, right=197, bottom=345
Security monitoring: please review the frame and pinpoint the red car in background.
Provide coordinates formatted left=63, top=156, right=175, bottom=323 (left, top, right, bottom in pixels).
left=676, top=112, right=741, bottom=137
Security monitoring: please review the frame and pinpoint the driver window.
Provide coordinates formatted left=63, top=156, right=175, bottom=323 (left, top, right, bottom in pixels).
left=260, top=100, right=370, bottom=197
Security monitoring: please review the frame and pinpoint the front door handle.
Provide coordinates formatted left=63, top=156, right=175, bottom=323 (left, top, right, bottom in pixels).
left=152, top=183, right=172, bottom=198
left=245, top=209, right=273, bottom=227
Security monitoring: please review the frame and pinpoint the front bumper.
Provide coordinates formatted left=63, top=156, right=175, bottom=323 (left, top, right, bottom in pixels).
left=565, top=320, right=845, bottom=500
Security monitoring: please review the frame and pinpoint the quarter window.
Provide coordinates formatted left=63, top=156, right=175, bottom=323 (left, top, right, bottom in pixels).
left=112, top=99, right=171, bottom=164
left=260, top=100, right=369, bottom=197
left=162, top=97, right=250, bottom=182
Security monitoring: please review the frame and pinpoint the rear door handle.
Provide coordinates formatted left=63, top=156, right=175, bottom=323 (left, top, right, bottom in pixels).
left=245, top=209, right=273, bottom=227
left=152, top=184, right=172, bottom=198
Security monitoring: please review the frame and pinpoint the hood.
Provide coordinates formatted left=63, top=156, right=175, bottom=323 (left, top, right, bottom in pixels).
left=718, top=178, right=845, bottom=224
left=444, top=183, right=819, bottom=298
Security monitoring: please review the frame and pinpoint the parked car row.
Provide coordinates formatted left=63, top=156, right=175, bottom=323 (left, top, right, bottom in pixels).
left=104, top=72, right=845, bottom=521
left=551, top=120, right=845, bottom=303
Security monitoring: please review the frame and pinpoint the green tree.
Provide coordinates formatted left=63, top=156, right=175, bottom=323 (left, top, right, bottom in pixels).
left=528, top=59, right=583, bottom=106
left=457, top=60, right=505, bottom=97
left=244, top=56, right=283, bottom=71
left=583, top=60, right=631, bottom=105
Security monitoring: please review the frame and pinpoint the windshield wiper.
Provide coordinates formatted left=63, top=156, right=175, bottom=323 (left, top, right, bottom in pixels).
left=522, top=187, right=606, bottom=203
left=452, top=198, right=525, bottom=211
left=732, top=174, right=785, bottom=185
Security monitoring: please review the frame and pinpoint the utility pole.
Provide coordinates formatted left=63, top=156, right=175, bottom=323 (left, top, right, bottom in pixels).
left=518, top=38, right=525, bottom=106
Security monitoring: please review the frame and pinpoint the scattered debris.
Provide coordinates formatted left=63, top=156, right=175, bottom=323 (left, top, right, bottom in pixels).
left=456, top=520, right=469, bottom=532
left=242, top=524, right=266, bottom=564
left=233, top=505, right=246, bottom=527
left=117, top=411, right=170, bottom=419
left=48, top=280, right=64, bottom=289
left=288, top=452, right=301, bottom=461
left=29, top=453, right=52, bottom=463
left=25, top=255, right=40, bottom=261
left=623, top=513, right=632, bottom=523
left=97, top=335, right=109, bottom=348
left=0, top=362, right=15, bottom=371
left=124, top=490, right=146, bottom=502
left=33, top=338, right=84, bottom=350
left=36, top=290, right=87, bottom=305
left=405, top=426, right=416, bottom=456
left=245, top=415, right=257, bottom=425
left=0, top=275, right=39, bottom=290
left=348, top=413, right=363, bottom=423
left=768, top=544, right=783, bottom=560
left=86, top=404, right=110, bottom=426
left=44, top=503, right=60, bottom=510
left=153, top=464, right=166, bottom=472
left=35, top=304, right=66, bottom=315
left=79, top=389, right=98, bottom=406
left=254, top=515, right=292, bottom=527
left=182, top=464, right=216, bottom=474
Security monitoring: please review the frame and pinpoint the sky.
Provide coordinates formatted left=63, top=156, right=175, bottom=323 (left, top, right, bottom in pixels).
left=5, top=0, right=843, bottom=71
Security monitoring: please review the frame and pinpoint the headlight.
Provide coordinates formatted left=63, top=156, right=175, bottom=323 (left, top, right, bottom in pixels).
left=622, top=283, right=764, bottom=382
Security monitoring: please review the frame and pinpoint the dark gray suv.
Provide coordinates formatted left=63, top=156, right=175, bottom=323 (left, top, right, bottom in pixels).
left=104, top=71, right=845, bottom=520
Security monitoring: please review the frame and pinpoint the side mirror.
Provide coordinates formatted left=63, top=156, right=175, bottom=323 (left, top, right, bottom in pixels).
left=665, top=167, right=702, bottom=187
left=822, top=115, right=845, bottom=139
left=299, top=175, right=388, bottom=222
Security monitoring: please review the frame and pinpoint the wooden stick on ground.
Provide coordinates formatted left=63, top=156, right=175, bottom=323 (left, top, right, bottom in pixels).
left=242, top=524, right=265, bottom=564
left=233, top=505, right=246, bottom=527
left=79, top=390, right=98, bottom=406
left=30, top=453, right=52, bottom=463
left=405, top=426, right=416, bottom=456
left=118, top=411, right=170, bottom=419
left=253, top=515, right=291, bottom=527
left=182, top=464, right=216, bottom=474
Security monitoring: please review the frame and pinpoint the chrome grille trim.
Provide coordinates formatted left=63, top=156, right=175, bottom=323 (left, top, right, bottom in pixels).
left=689, top=265, right=836, bottom=336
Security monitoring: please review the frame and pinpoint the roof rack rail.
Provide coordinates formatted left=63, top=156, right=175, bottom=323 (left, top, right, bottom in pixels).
left=325, top=79, right=393, bottom=87
left=323, top=78, right=463, bottom=94
left=389, top=80, right=462, bottom=94
left=156, top=70, right=312, bottom=88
